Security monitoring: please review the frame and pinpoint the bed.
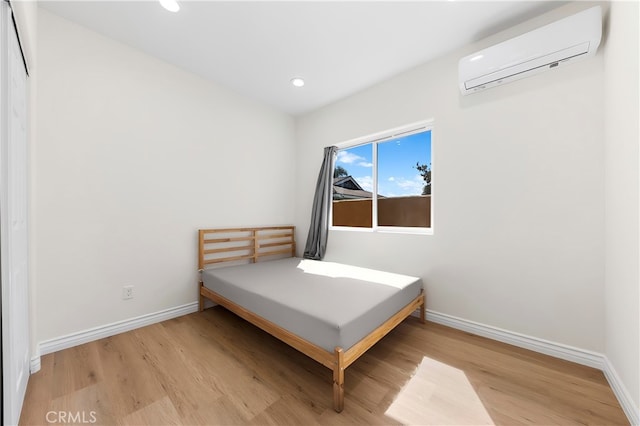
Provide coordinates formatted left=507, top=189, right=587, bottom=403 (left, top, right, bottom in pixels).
left=198, top=226, right=425, bottom=412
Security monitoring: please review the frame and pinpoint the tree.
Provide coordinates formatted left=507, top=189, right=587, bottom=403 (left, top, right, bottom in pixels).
left=334, top=165, right=349, bottom=178
left=414, top=162, right=431, bottom=195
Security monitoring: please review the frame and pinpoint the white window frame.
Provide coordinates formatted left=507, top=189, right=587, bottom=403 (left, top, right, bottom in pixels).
left=330, top=119, right=434, bottom=235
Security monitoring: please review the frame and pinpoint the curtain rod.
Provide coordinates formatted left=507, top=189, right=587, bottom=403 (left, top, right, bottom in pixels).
left=5, top=0, right=30, bottom=76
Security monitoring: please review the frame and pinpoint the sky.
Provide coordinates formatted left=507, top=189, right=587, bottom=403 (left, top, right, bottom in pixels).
left=335, top=130, right=432, bottom=197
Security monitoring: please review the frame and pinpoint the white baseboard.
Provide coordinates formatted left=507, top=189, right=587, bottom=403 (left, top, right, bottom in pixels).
left=30, top=355, right=41, bottom=374
left=425, top=309, right=604, bottom=368
left=421, top=309, right=638, bottom=425
left=36, top=302, right=199, bottom=358
left=603, top=357, right=640, bottom=426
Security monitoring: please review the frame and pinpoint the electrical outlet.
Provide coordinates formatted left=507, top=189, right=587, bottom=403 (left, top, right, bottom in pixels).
left=122, top=285, right=134, bottom=300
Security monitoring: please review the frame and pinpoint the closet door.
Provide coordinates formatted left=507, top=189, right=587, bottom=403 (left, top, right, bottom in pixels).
left=1, top=2, right=30, bottom=425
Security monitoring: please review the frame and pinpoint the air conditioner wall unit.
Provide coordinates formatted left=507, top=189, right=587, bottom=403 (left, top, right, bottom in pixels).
left=458, top=6, right=602, bottom=95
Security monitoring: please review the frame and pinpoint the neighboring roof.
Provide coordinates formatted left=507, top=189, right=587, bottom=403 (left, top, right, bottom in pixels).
left=333, top=185, right=373, bottom=200
left=333, top=176, right=371, bottom=199
left=333, top=176, right=387, bottom=199
left=333, top=176, right=363, bottom=191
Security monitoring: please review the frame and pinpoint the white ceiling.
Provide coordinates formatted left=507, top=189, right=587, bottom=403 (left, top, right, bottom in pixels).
left=39, top=1, right=565, bottom=116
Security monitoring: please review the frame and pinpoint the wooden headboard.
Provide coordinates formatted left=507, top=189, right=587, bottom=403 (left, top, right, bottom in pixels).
left=198, top=226, right=296, bottom=270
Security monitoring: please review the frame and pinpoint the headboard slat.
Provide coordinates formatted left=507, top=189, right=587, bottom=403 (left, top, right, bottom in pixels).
left=255, top=248, right=295, bottom=258
left=256, top=232, right=293, bottom=240
left=203, top=254, right=255, bottom=265
left=204, top=246, right=251, bottom=255
left=204, top=236, right=255, bottom=244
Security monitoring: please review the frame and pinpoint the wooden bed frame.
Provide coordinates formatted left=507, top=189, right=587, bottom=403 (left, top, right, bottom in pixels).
left=197, top=226, right=425, bottom=412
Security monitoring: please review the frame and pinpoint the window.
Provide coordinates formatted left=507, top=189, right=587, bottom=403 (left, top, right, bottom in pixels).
left=331, top=121, right=432, bottom=233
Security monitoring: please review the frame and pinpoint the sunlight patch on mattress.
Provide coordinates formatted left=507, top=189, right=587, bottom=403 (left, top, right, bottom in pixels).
left=295, top=259, right=417, bottom=289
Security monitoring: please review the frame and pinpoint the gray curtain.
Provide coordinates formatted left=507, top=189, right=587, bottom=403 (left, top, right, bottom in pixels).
left=303, top=146, right=338, bottom=260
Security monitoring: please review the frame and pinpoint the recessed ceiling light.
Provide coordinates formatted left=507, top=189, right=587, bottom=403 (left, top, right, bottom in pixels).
left=159, top=0, right=180, bottom=13
left=291, top=77, right=305, bottom=87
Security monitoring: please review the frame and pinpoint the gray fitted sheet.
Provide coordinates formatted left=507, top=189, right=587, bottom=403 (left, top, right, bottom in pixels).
left=202, top=257, right=423, bottom=352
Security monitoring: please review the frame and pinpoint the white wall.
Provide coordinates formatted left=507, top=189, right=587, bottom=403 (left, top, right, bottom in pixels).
left=295, top=2, right=606, bottom=352
left=604, top=0, right=640, bottom=419
left=34, top=9, right=295, bottom=342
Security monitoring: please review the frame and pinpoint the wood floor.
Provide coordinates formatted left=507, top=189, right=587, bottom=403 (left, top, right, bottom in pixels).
left=20, top=307, right=628, bottom=425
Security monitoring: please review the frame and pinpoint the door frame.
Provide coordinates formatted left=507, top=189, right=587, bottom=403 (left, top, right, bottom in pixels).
left=1, top=1, right=30, bottom=424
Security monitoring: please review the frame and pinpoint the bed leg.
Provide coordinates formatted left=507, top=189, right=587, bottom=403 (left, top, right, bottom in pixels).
left=420, top=292, right=426, bottom=324
left=198, top=282, right=205, bottom=312
left=333, top=347, right=344, bottom=412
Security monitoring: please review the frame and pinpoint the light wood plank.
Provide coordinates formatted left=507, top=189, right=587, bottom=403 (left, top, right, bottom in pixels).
left=259, top=241, right=294, bottom=249
left=50, top=340, right=103, bottom=398
left=203, top=254, right=255, bottom=265
left=256, top=232, right=293, bottom=240
left=94, top=332, right=168, bottom=419
left=203, top=246, right=252, bottom=255
left=121, top=396, right=182, bottom=426
left=255, top=248, right=296, bottom=258
left=203, top=236, right=255, bottom=244
left=48, top=383, right=116, bottom=426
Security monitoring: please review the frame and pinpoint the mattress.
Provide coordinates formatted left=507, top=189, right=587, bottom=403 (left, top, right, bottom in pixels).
left=202, top=257, right=423, bottom=352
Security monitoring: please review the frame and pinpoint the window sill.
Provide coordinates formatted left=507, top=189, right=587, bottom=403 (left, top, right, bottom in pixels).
left=330, top=226, right=433, bottom=236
